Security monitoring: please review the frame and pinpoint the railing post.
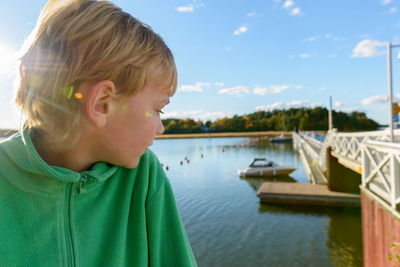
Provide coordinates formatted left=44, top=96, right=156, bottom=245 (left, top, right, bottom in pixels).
left=362, top=143, right=367, bottom=187
left=391, top=154, right=396, bottom=209
left=392, top=153, right=400, bottom=209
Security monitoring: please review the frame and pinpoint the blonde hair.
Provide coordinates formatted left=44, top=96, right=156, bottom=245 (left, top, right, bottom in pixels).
left=16, top=0, right=177, bottom=147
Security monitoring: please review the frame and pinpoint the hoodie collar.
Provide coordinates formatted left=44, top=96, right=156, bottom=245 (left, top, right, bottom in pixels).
left=1, top=129, right=118, bottom=185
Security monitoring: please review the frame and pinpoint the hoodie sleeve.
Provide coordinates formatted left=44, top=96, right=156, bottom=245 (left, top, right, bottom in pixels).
left=145, top=153, right=197, bottom=267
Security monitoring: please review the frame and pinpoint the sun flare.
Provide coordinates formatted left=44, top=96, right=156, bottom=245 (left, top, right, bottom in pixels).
left=0, top=42, right=18, bottom=75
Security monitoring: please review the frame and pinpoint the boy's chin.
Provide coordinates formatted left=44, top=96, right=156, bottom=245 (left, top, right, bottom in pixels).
left=111, top=151, right=146, bottom=169
left=121, top=157, right=140, bottom=169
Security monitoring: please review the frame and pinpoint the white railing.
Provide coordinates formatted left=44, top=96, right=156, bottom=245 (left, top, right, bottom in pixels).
left=327, top=129, right=400, bottom=164
left=293, top=132, right=316, bottom=183
left=300, top=132, right=324, bottom=150
left=298, top=131, right=328, bottom=172
left=362, top=140, right=400, bottom=209
left=296, top=129, right=400, bottom=211
left=293, top=132, right=327, bottom=184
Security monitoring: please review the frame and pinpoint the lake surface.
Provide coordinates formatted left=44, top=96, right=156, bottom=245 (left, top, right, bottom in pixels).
left=151, top=137, right=363, bottom=267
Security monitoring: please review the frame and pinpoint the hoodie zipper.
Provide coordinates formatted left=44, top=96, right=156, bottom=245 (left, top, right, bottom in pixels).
left=79, top=174, right=88, bottom=194
left=65, top=183, right=75, bottom=267
left=65, top=174, right=95, bottom=266
left=64, top=175, right=94, bottom=267
left=79, top=174, right=95, bottom=194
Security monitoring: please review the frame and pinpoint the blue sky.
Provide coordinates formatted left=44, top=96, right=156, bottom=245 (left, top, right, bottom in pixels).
left=1, top=0, right=400, bottom=129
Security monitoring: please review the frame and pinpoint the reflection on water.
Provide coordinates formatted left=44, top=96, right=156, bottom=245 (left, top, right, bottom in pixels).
left=151, top=137, right=363, bottom=267
left=259, top=204, right=363, bottom=266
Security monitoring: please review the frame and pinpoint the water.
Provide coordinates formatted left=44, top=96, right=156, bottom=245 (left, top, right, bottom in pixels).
left=151, top=137, right=363, bottom=267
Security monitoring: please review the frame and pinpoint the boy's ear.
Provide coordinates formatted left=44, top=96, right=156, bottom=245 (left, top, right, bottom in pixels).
left=85, top=80, right=116, bottom=128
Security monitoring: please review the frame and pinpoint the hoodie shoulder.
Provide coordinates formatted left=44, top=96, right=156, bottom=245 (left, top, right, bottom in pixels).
left=133, top=149, right=168, bottom=201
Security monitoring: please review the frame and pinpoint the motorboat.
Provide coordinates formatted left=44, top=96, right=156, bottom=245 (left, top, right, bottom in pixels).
left=238, top=158, right=296, bottom=177
left=270, top=133, right=292, bottom=143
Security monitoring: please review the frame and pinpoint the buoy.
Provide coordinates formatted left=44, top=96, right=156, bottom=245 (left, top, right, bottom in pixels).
left=222, top=149, right=225, bottom=152
left=201, top=154, right=203, bottom=158
left=161, top=163, right=164, bottom=167
left=180, top=161, right=183, bottom=165
left=166, top=166, right=169, bottom=171
left=187, top=159, right=190, bottom=163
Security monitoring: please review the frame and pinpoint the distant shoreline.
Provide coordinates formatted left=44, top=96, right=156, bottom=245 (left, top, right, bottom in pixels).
left=155, top=131, right=324, bottom=139
left=0, top=129, right=327, bottom=139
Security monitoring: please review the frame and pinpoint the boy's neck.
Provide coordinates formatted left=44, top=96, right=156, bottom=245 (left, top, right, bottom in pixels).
left=30, top=130, right=95, bottom=172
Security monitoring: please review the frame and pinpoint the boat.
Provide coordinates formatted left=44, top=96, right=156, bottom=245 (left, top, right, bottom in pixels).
left=238, top=158, right=296, bottom=177
left=270, top=133, right=292, bottom=143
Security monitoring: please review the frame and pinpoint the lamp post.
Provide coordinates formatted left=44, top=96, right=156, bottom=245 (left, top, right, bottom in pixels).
left=387, top=42, right=400, bottom=142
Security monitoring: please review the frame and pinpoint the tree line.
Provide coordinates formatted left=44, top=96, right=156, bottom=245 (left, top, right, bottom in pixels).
left=162, top=107, right=380, bottom=134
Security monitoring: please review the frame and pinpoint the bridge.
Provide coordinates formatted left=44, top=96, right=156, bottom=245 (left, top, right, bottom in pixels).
left=293, top=129, right=400, bottom=267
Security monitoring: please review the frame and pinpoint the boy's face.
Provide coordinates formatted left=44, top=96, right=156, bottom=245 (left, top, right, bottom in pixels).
left=98, top=76, right=170, bottom=168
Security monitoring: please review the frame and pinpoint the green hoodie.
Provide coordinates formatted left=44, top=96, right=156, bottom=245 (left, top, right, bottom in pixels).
left=0, top=130, right=197, bottom=267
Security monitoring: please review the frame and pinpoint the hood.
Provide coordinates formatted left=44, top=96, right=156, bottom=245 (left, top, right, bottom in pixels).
left=0, top=129, right=118, bottom=184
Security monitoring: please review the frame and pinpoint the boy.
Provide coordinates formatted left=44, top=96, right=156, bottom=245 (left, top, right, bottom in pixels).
left=0, top=0, right=197, bottom=266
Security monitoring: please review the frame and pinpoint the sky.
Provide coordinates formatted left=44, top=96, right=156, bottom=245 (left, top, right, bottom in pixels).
left=1, top=0, right=400, bottom=129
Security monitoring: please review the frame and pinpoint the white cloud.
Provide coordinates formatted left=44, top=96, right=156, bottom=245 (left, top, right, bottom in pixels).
left=257, top=102, right=284, bottom=111
left=253, top=88, right=266, bottom=95
left=176, top=4, right=194, bottom=12
left=280, top=0, right=302, bottom=16
left=224, top=46, right=233, bottom=51
left=161, top=110, right=202, bottom=118
left=247, top=12, right=257, bottom=17
left=178, top=82, right=224, bottom=92
left=303, top=35, right=320, bottom=42
left=334, top=101, right=346, bottom=107
left=219, top=86, right=250, bottom=95
left=360, top=94, right=400, bottom=105
left=390, top=7, right=397, bottom=13
left=253, top=85, right=292, bottom=95
left=176, top=1, right=204, bottom=13
left=283, top=0, right=294, bottom=9
left=328, top=54, right=337, bottom=59
left=295, top=85, right=304, bottom=90
left=234, top=26, right=248, bottom=36
left=361, top=95, right=387, bottom=105
left=299, top=53, right=311, bottom=58
left=179, top=84, right=203, bottom=92
left=161, top=110, right=233, bottom=121
left=381, top=0, right=393, bottom=5
left=291, top=7, right=302, bottom=16
left=270, top=85, right=292, bottom=93
left=256, top=100, right=320, bottom=111
left=351, top=39, right=386, bottom=58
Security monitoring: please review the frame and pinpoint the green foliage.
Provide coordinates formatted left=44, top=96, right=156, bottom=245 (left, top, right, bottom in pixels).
left=162, top=107, right=380, bottom=134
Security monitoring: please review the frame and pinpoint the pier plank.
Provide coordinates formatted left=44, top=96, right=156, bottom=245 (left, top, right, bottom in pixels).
left=258, top=182, right=360, bottom=207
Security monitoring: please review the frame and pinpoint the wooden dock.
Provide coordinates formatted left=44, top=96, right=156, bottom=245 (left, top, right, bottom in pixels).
left=257, top=182, right=360, bottom=207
